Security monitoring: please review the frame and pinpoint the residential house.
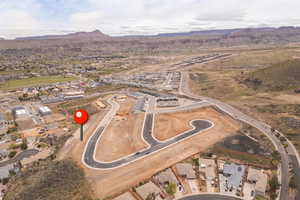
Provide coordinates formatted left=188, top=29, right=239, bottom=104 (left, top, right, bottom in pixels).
left=155, top=168, right=180, bottom=186
left=175, top=163, right=196, bottom=179
left=247, top=167, right=268, bottom=197
left=0, top=163, right=20, bottom=180
left=222, top=163, right=245, bottom=191
left=0, top=150, right=8, bottom=160
left=136, top=181, right=163, bottom=200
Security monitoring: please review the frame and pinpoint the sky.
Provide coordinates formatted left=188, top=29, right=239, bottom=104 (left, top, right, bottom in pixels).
left=1, top=0, right=300, bottom=39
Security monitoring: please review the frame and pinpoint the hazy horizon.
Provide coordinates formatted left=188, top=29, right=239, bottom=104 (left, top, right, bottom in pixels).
left=2, top=0, right=300, bottom=39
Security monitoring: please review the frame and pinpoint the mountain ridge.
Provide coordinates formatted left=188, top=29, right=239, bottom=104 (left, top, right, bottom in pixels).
left=15, top=30, right=110, bottom=40
left=11, top=26, right=300, bottom=40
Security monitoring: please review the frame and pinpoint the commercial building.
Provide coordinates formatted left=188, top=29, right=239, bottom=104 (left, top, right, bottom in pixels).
left=12, top=106, right=29, bottom=119
left=156, top=96, right=179, bottom=107
left=38, top=106, right=52, bottom=116
left=127, top=91, right=145, bottom=99
left=60, top=90, right=85, bottom=100
left=40, top=95, right=64, bottom=104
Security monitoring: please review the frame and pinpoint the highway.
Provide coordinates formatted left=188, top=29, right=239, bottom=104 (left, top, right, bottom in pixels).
left=179, top=72, right=300, bottom=200
left=82, top=98, right=213, bottom=169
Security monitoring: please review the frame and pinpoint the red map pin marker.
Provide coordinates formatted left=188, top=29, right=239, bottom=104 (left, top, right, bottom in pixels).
left=74, top=109, right=89, bottom=141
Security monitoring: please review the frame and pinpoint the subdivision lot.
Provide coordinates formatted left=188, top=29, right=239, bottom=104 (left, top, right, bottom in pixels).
left=154, top=107, right=240, bottom=141
left=95, top=97, right=147, bottom=162
left=57, top=103, right=111, bottom=161
left=69, top=106, right=240, bottom=199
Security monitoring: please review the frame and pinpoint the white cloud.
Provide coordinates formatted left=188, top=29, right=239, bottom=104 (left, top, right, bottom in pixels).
left=1, top=10, right=40, bottom=29
left=2, top=0, right=300, bottom=38
left=70, top=11, right=104, bottom=30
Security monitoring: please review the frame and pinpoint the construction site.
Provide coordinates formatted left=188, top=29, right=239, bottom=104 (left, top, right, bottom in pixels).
left=58, top=91, right=242, bottom=199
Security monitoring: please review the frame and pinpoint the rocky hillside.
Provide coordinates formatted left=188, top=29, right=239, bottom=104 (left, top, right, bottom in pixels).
left=1, top=27, right=300, bottom=50
left=243, top=59, right=300, bottom=91
left=4, top=160, right=94, bottom=200
left=16, top=30, right=110, bottom=40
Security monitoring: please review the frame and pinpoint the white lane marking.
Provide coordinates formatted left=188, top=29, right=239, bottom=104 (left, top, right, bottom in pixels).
left=81, top=96, right=214, bottom=170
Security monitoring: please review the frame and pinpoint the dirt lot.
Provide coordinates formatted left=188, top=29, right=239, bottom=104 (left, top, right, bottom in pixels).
left=56, top=105, right=110, bottom=161
left=63, top=104, right=240, bottom=199
left=43, top=113, right=65, bottom=124
left=16, top=118, right=35, bottom=130
left=154, top=107, right=240, bottom=141
left=95, top=97, right=147, bottom=162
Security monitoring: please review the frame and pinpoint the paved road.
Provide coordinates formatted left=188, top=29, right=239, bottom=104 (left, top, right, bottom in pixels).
left=82, top=99, right=213, bottom=169
left=177, top=194, right=241, bottom=200
left=179, top=72, right=299, bottom=200
left=289, top=154, right=300, bottom=200
left=155, top=101, right=211, bottom=114
left=0, top=149, right=39, bottom=167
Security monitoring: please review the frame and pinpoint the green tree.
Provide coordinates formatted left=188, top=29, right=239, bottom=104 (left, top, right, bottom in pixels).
left=271, top=127, right=275, bottom=133
left=20, top=141, right=28, bottom=150
left=165, top=183, right=177, bottom=195
left=9, top=169, right=16, bottom=176
left=269, top=175, right=280, bottom=199
left=289, top=175, right=297, bottom=189
left=2, top=177, right=9, bottom=185
left=8, top=151, right=17, bottom=158
left=192, top=158, right=199, bottom=167
left=271, top=150, right=280, bottom=161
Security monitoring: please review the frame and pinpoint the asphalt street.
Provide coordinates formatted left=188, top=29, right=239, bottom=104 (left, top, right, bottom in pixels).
left=178, top=194, right=241, bottom=200
left=155, top=101, right=212, bottom=114
left=179, top=72, right=299, bottom=200
left=83, top=111, right=213, bottom=169
left=0, top=149, right=39, bottom=167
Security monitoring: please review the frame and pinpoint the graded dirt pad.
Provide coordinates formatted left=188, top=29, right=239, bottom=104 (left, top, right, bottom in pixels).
left=57, top=103, right=110, bottom=161
left=95, top=97, right=148, bottom=162
left=154, top=107, right=240, bottom=141
left=69, top=106, right=240, bottom=199
left=16, top=118, right=35, bottom=130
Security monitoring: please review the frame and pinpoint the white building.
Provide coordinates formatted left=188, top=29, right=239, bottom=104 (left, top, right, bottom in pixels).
left=12, top=107, right=29, bottom=118
left=38, top=106, right=52, bottom=116
left=0, top=113, right=8, bottom=135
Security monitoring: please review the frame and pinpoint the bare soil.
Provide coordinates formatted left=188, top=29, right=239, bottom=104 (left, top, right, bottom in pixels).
left=66, top=106, right=240, bottom=199
left=60, top=94, right=240, bottom=199
left=154, top=107, right=240, bottom=141
left=95, top=97, right=147, bottom=162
